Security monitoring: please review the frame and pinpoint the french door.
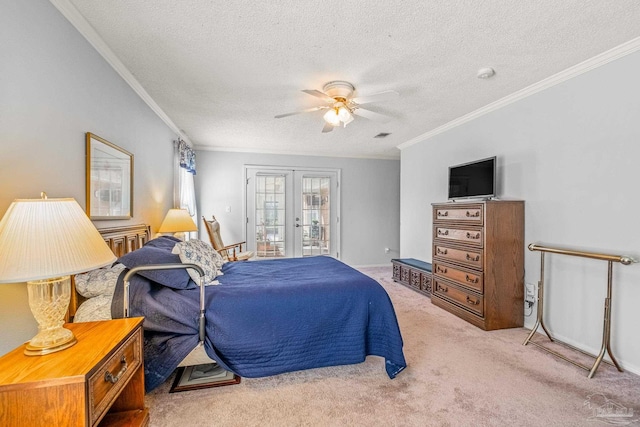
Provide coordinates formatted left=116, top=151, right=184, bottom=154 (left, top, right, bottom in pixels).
left=245, top=166, right=340, bottom=259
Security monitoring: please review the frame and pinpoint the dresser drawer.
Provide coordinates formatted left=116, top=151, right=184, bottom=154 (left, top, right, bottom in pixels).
left=434, top=244, right=483, bottom=269
left=433, top=205, right=483, bottom=224
left=88, top=325, right=143, bottom=426
left=433, top=279, right=484, bottom=316
left=433, top=262, right=483, bottom=293
left=434, top=225, right=483, bottom=247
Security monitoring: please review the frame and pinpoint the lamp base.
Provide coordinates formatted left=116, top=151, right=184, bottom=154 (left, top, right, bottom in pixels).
left=24, top=334, right=77, bottom=356
left=25, top=276, right=77, bottom=357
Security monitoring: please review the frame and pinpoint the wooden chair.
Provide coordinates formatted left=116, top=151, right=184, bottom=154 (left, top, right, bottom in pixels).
left=202, top=215, right=254, bottom=261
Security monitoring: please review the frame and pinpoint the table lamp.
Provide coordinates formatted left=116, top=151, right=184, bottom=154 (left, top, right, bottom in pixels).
left=158, top=208, right=198, bottom=240
left=0, top=194, right=116, bottom=355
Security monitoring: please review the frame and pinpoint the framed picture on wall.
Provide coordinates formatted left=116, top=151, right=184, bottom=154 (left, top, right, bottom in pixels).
left=86, top=132, right=134, bottom=220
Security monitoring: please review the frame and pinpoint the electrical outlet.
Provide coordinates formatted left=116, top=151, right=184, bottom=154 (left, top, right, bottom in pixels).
left=384, top=247, right=390, bottom=254
left=525, top=283, right=536, bottom=304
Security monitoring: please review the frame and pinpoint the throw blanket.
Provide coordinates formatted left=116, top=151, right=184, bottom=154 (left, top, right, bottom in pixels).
left=113, top=256, right=406, bottom=392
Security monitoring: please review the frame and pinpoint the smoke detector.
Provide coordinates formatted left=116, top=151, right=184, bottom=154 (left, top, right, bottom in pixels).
left=477, top=67, right=496, bottom=79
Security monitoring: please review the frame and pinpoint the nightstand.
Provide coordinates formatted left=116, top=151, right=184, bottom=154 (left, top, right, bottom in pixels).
left=0, top=317, right=148, bottom=427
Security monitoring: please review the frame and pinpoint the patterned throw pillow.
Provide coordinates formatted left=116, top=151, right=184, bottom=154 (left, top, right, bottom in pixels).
left=172, top=239, right=219, bottom=285
left=73, top=294, right=113, bottom=323
left=74, top=263, right=126, bottom=298
left=211, top=248, right=226, bottom=270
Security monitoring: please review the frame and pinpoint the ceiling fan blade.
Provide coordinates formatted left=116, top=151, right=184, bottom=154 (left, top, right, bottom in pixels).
left=302, top=89, right=336, bottom=103
left=321, top=122, right=334, bottom=133
left=352, top=107, right=392, bottom=123
left=274, top=106, right=328, bottom=119
left=351, top=90, right=399, bottom=105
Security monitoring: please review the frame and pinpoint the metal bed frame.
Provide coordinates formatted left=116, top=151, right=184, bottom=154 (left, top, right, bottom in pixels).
left=122, top=263, right=207, bottom=342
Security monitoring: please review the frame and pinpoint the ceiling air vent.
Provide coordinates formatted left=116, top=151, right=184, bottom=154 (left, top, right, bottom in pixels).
left=374, top=132, right=391, bottom=138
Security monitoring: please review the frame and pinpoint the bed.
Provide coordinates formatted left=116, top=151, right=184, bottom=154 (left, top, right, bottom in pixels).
left=71, top=225, right=406, bottom=392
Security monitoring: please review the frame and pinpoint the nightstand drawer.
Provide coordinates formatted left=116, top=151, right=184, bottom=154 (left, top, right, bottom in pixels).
left=89, top=325, right=143, bottom=426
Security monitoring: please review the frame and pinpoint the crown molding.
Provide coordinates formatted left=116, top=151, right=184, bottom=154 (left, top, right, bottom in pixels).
left=193, top=144, right=400, bottom=161
left=49, top=0, right=190, bottom=144
left=398, top=36, right=640, bottom=151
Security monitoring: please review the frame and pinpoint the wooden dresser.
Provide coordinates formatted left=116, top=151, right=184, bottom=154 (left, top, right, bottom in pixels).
left=431, top=200, right=524, bottom=330
left=0, top=318, right=148, bottom=427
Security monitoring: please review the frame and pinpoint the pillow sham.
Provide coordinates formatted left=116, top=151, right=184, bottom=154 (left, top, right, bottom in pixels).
left=211, top=248, right=226, bottom=270
left=172, top=239, right=220, bottom=285
left=73, top=294, right=113, bottom=323
left=144, top=235, right=181, bottom=250
left=118, top=245, right=195, bottom=290
left=74, top=263, right=125, bottom=298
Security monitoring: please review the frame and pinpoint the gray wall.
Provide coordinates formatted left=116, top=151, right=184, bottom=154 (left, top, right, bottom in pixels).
left=196, top=151, right=400, bottom=266
left=401, top=51, right=640, bottom=374
left=0, top=0, right=176, bottom=355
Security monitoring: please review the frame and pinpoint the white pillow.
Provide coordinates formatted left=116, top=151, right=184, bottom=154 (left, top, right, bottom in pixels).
left=73, top=294, right=113, bottom=323
left=172, top=240, right=220, bottom=285
left=74, top=263, right=126, bottom=298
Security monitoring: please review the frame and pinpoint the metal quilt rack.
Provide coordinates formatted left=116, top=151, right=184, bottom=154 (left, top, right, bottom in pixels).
left=523, top=243, right=636, bottom=378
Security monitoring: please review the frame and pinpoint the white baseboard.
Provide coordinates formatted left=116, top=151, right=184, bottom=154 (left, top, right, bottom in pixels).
left=352, top=264, right=392, bottom=269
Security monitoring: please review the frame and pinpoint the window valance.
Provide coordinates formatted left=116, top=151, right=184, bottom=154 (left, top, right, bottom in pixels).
left=177, top=139, right=196, bottom=175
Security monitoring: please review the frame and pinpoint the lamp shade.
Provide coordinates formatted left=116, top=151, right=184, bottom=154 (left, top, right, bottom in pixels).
left=0, top=198, right=116, bottom=283
left=158, top=208, right=198, bottom=233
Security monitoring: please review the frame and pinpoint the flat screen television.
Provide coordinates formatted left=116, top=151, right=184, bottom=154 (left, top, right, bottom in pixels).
left=448, top=156, right=496, bottom=200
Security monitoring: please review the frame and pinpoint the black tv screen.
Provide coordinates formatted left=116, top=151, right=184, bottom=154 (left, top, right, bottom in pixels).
left=448, top=157, right=496, bottom=200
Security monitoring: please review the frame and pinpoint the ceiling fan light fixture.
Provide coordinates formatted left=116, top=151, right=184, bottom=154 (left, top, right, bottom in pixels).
left=277, top=80, right=397, bottom=132
left=337, top=106, right=352, bottom=122
left=323, top=109, right=341, bottom=126
left=342, top=116, right=354, bottom=127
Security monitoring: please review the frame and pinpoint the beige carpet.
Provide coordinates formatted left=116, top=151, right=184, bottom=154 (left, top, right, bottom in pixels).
left=146, top=266, right=640, bottom=426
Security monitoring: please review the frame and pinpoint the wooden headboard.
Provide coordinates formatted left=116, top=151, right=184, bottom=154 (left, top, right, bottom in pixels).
left=68, top=224, right=151, bottom=319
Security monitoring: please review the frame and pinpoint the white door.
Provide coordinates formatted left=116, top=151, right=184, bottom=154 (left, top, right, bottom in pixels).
left=245, top=166, right=340, bottom=259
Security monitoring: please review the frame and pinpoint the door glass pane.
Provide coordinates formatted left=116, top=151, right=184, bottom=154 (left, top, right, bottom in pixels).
left=255, top=174, right=286, bottom=258
left=301, top=176, right=330, bottom=257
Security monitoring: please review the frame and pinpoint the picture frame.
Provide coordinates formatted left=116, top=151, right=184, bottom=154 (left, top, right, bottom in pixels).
left=86, top=133, right=133, bottom=220
left=170, top=363, right=241, bottom=393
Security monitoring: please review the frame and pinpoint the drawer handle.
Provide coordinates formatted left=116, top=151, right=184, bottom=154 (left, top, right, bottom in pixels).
left=104, top=355, right=128, bottom=384
left=466, top=211, right=480, bottom=218
left=437, top=248, right=448, bottom=255
left=437, top=211, right=449, bottom=217
left=438, top=229, right=449, bottom=236
left=466, top=296, right=480, bottom=305
left=465, top=275, right=479, bottom=284
left=437, top=266, right=447, bottom=274
left=466, top=253, right=480, bottom=262
left=466, top=232, right=480, bottom=240
left=437, top=284, right=448, bottom=293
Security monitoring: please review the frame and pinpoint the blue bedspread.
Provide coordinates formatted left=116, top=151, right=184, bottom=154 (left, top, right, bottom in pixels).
left=114, top=256, right=406, bottom=392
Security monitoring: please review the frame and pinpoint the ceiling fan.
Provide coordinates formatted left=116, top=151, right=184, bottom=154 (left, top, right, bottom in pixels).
left=275, top=81, right=399, bottom=133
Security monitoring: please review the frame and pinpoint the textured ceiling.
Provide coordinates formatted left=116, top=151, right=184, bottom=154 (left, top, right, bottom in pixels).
left=60, top=0, right=640, bottom=159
